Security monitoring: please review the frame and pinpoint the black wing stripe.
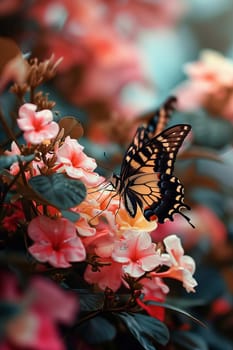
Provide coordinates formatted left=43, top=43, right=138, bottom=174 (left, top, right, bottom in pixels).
left=142, top=96, right=177, bottom=139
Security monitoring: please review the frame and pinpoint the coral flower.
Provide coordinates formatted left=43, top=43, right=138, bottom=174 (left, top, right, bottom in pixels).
left=28, top=277, right=78, bottom=324
left=28, top=216, right=86, bottom=268
left=17, top=103, right=59, bottom=144
left=155, top=235, right=197, bottom=293
left=84, top=259, right=123, bottom=292
left=112, top=232, right=161, bottom=278
left=176, top=50, right=233, bottom=121
left=2, top=202, right=25, bottom=232
left=152, top=205, right=227, bottom=249
left=116, top=205, right=158, bottom=233
left=55, top=136, right=101, bottom=186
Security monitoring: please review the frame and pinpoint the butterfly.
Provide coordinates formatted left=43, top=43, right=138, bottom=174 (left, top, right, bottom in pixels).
left=110, top=97, right=193, bottom=226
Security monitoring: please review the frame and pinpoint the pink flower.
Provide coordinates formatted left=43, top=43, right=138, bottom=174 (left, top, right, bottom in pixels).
left=112, top=232, right=161, bottom=278
left=155, top=235, right=197, bottom=293
left=55, top=136, right=101, bottom=186
left=176, top=50, right=233, bottom=121
left=84, top=259, right=123, bottom=291
left=65, top=29, right=144, bottom=104
left=51, top=28, right=145, bottom=110
left=5, top=310, right=65, bottom=350
left=4, top=141, right=21, bottom=175
left=28, top=216, right=86, bottom=268
left=2, top=202, right=25, bottom=232
left=0, top=0, right=24, bottom=16
left=116, top=205, right=158, bottom=233
left=17, top=103, right=59, bottom=144
left=82, top=225, right=115, bottom=258
left=28, top=278, right=78, bottom=324
left=5, top=141, right=45, bottom=178
left=0, top=272, right=78, bottom=350
left=185, top=50, right=233, bottom=86
left=141, top=276, right=169, bottom=301
left=75, top=216, right=96, bottom=237
left=105, top=0, right=185, bottom=31
left=72, top=189, right=105, bottom=237
left=4, top=141, right=21, bottom=156
left=152, top=205, right=227, bottom=249
left=137, top=276, right=169, bottom=320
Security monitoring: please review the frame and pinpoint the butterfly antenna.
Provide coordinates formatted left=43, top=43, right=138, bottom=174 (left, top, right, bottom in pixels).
left=87, top=178, right=110, bottom=194
left=88, top=190, right=119, bottom=225
left=114, top=195, right=123, bottom=221
left=181, top=211, right=195, bottom=228
left=92, top=152, right=114, bottom=173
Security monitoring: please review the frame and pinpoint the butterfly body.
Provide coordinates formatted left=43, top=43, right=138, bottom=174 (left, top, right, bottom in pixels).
left=111, top=119, right=192, bottom=225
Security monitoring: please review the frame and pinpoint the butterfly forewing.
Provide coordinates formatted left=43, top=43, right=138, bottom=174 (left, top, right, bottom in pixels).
left=120, top=124, right=191, bottom=181
left=153, top=124, right=191, bottom=175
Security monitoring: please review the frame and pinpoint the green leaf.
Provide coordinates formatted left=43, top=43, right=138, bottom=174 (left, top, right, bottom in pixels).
left=0, top=302, right=21, bottom=336
left=79, top=316, right=116, bottom=344
left=166, top=297, right=206, bottom=308
left=61, top=209, right=80, bottom=222
left=172, top=331, right=208, bottom=350
left=117, top=312, right=169, bottom=350
left=78, top=290, right=104, bottom=312
left=0, top=302, right=21, bottom=321
left=0, top=154, right=34, bottom=170
left=28, top=173, right=86, bottom=209
left=144, top=300, right=206, bottom=327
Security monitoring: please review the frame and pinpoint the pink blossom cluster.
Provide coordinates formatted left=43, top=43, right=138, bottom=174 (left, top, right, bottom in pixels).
left=27, top=204, right=197, bottom=297
left=4, top=103, right=197, bottom=326
left=176, top=50, right=233, bottom=122
left=8, top=103, right=102, bottom=186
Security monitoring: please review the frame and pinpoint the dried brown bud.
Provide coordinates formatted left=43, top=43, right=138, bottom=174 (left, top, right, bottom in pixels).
left=34, top=91, right=56, bottom=110
left=27, top=55, right=63, bottom=88
left=10, top=82, right=28, bottom=98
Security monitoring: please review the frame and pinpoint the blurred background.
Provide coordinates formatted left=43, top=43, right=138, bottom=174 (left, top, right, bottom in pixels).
left=0, top=1, right=233, bottom=349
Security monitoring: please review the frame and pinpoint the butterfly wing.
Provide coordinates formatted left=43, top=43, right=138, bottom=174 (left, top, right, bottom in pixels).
left=117, top=124, right=191, bottom=223
left=143, top=173, right=193, bottom=226
left=142, top=96, right=177, bottom=139
left=120, top=96, right=177, bottom=174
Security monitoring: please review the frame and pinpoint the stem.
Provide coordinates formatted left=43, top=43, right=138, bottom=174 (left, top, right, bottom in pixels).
left=18, top=159, right=28, bottom=186
left=18, top=159, right=34, bottom=222
left=30, top=86, right=35, bottom=103
left=0, top=108, right=20, bottom=148
left=75, top=310, right=101, bottom=326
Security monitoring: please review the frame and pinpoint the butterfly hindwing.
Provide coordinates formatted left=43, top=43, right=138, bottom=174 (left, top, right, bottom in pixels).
left=144, top=173, right=191, bottom=225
